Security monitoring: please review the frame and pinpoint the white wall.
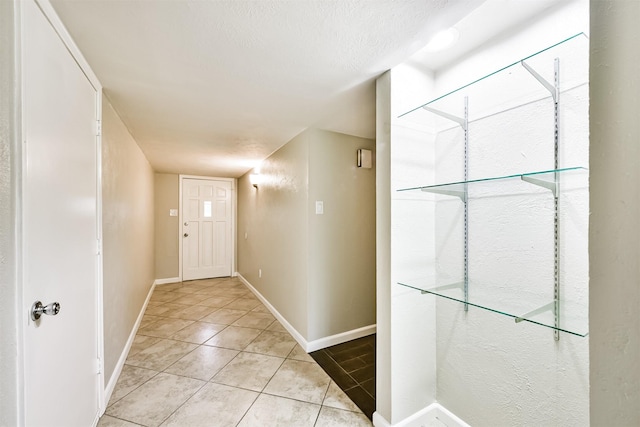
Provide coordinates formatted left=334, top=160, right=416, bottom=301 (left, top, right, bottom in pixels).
left=0, top=1, right=19, bottom=424
left=102, top=97, right=155, bottom=384
left=432, top=8, right=590, bottom=424
left=377, top=61, right=441, bottom=425
left=379, top=1, right=591, bottom=425
left=589, top=0, right=640, bottom=425
left=375, top=72, right=393, bottom=423
left=390, top=63, right=440, bottom=424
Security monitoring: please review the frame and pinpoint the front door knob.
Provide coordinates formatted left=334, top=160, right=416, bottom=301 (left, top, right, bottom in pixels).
left=31, top=301, right=60, bottom=321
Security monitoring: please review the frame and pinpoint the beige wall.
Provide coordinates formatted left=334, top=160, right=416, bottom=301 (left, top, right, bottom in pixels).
left=237, top=128, right=376, bottom=344
left=0, top=0, right=18, bottom=424
left=238, top=133, right=310, bottom=337
left=154, top=173, right=180, bottom=280
left=102, top=97, right=155, bottom=384
left=589, top=0, right=640, bottom=424
left=307, top=129, right=376, bottom=341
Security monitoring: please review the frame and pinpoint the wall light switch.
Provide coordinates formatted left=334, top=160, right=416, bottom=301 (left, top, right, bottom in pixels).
left=315, top=201, right=324, bottom=215
left=169, top=209, right=178, bottom=217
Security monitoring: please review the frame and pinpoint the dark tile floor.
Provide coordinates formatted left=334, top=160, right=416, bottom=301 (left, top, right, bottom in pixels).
left=310, top=334, right=376, bottom=420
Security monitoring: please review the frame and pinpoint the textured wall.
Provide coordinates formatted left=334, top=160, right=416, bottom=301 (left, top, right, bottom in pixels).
left=589, top=0, right=640, bottom=425
left=0, top=1, right=18, bottom=425
left=102, top=97, right=155, bottom=384
left=154, top=173, right=180, bottom=280
left=433, top=88, right=589, bottom=426
left=433, top=5, right=590, bottom=426
left=237, top=132, right=310, bottom=337
left=237, top=128, right=376, bottom=344
left=384, top=1, right=591, bottom=425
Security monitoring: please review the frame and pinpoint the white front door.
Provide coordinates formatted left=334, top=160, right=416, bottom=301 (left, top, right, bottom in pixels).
left=182, top=179, right=232, bottom=280
left=22, top=1, right=100, bottom=425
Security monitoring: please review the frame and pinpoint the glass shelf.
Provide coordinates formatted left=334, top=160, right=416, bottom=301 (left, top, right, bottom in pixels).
left=397, top=279, right=588, bottom=337
left=398, top=33, right=589, bottom=131
left=397, top=167, right=588, bottom=197
left=393, top=32, right=589, bottom=340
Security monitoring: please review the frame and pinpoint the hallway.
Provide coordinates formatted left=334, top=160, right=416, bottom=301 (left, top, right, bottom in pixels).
left=98, top=277, right=372, bottom=427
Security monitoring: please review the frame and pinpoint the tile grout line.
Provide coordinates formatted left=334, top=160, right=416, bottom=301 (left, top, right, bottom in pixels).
left=102, top=278, right=372, bottom=426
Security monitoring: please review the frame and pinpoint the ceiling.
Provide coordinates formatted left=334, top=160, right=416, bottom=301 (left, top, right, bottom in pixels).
left=49, top=0, right=561, bottom=178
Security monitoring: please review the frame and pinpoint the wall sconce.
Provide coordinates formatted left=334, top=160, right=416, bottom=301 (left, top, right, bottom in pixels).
left=357, top=149, right=372, bottom=169
left=250, top=173, right=260, bottom=188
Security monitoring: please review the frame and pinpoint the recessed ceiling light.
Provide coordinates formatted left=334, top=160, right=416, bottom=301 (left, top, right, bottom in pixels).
left=424, top=27, right=460, bottom=52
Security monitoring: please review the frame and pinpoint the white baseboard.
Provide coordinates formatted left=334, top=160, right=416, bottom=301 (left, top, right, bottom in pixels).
left=154, top=277, right=181, bottom=285
left=236, top=273, right=375, bottom=353
left=306, top=324, right=377, bottom=352
left=434, top=404, right=471, bottom=427
left=373, top=403, right=470, bottom=427
left=103, top=281, right=156, bottom=407
left=237, top=273, right=308, bottom=349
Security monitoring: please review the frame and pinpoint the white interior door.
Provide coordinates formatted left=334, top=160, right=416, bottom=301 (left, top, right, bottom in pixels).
left=182, top=179, right=232, bottom=280
left=22, top=1, right=100, bottom=425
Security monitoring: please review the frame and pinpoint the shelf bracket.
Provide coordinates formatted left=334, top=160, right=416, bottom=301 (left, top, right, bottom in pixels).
left=420, top=281, right=463, bottom=295
left=521, top=175, right=558, bottom=197
left=515, top=301, right=556, bottom=324
left=520, top=60, right=559, bottom=103
left=421, top=188, right=467, bottom=202
left=422, top=106, right=467, bottom=131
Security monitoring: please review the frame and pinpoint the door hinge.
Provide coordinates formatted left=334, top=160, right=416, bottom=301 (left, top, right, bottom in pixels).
left=96, top=358, right=103, bottom=374
left=96, top=238, right=102, bottom=255
left=96, top=120, right=102, bottom=136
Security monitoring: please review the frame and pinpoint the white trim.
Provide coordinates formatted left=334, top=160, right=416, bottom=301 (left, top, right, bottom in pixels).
left=14, top=2, right=25, bottom=425
left=94, top=85, right=105, bottom=414
left=178, top=175, right=236, bottom=282
left=34, top=0, right=101, bottom=91
left=19, top=1, right=105, bottom=423
left=237, top=273, right=376, bottom=352
left=372, top=403, right=471, bottom=427
left=102, top=282, right=156, bottom=408
left=237, top=273, right=308, bottom=349
left=154, top=277, right=181, bottom=286
left=306, top=324, right=377, bottom=353
left=434, top=404, right=472, bottom=427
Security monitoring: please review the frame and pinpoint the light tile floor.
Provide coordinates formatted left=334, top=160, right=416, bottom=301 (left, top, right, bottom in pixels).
left=99, top=277, right=372, bottom=427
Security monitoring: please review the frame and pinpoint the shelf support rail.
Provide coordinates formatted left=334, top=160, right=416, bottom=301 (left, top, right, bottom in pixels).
left=521, top=57, right=561, bottom=340
left=463, top=97, right=469, bottom=312
left=553, top=57, right=561, bottom=341
left=422, top=98, right=469, bottom=312
left=515, top=301, right=556, bottom=324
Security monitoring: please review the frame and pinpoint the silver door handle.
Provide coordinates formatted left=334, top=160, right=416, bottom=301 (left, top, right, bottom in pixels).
left=31, top=301, right=60, bottom=321
left=184, top=233, right=189, bottom=237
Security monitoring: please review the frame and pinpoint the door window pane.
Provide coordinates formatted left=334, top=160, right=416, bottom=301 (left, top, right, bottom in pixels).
left=203, top=201, right=212, bottom=218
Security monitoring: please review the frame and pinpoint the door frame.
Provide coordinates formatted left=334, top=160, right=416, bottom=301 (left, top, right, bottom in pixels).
left=16, top=0, right=105, bottom=423
left=178, top=175, right=237, bottom=281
